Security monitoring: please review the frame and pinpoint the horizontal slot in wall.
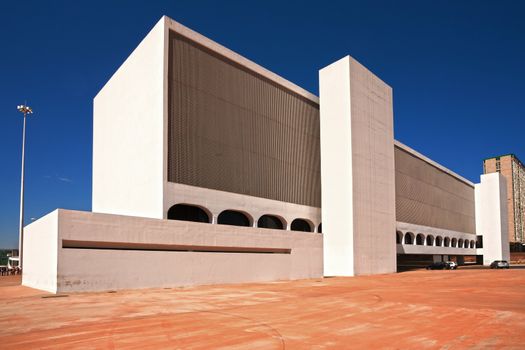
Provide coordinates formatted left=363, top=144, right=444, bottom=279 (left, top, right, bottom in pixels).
left=62, top=240, right=291, bottom=254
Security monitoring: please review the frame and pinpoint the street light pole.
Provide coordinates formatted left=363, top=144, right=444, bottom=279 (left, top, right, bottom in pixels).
left=17, top=104, right=33, bottom=271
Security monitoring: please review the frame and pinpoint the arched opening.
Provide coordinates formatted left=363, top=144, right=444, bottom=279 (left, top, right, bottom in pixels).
left=451, top=238, right=457, bottom=248
left=167, top=204, right=210, bottom=223
left=396, top=231, right=403, bottom=244
left=257, top=215, right=284, bottom=230
left=291, top=219, right=313, bottom=232
left=458, top=239, right=464, bottom=248
left=318, top=223, right=322, bottom=234
left=465, top=240, right=470, bottom=248
left=470, top=240, right=475, bottom=248
left=435, top=236, right=443, bottom=246
left=404, top=232, right=414, bottom=245
left=444, top=237, right=450, bottom=247
left=218, top=210, right=251, bottom=227
left=416, top=234, right=425, bottom=245
left=426, top=235, right=434, bottom=246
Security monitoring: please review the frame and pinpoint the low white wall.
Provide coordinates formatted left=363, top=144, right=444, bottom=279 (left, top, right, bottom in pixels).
left=26, top=210, right=322, bottom=293
left=22, top=210, right=59, bottom=293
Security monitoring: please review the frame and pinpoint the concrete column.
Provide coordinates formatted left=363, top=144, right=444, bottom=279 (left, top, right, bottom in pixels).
left=475, top=173, right=510, bottom=265
left=319, top=56, right=396, bottom=276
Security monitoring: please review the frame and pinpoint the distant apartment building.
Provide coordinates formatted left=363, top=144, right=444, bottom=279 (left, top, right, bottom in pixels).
left=484, top=154, right=525, bottom=247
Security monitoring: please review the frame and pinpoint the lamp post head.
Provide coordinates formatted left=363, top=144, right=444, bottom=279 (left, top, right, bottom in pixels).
left=17, top=105, right=33, bottom=115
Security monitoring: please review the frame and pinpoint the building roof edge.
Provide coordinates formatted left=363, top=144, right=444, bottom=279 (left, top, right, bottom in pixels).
left=394, top=140, right=475, bottom=187
left=165, top=16, right=319, bottom=105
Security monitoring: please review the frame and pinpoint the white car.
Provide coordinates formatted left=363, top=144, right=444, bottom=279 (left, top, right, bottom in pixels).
left=446, top=261, right=457, bottom=270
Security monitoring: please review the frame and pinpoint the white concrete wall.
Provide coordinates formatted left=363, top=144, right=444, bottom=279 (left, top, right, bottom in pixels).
left=25, top=210, right=322, bottom=293
left=475, top=173, right=510, bottom=265
left=320, top=56, right=396, bottom=276
left=92, top=17, right=166, bottom=219
left=320, top=57, right=354, bottom=276
left=349, top=58, right=396, bottom=275
left=22, top=210, right=59, bottom=293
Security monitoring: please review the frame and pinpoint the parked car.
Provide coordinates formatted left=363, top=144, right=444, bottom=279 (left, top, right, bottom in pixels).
left=446, top=261, right=458, bottom=270
left=426, top=261, right=457, bottom=270
left=490, top=260, right=510, bottom=269
left=426, top=262, right=448, bottom=270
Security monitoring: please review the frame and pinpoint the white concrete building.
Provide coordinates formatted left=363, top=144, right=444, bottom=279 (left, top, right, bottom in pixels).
left=23, top=16, right=508, bottom=293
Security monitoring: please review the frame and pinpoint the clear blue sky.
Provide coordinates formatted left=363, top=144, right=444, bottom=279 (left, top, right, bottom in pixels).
left=1, top=1, right=524, bottom=248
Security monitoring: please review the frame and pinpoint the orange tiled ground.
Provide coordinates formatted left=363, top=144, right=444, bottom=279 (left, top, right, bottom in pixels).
left=1, top=268, right=524, bottom=349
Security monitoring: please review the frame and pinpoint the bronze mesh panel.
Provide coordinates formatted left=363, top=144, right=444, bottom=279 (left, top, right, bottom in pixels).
left=395, top=146, right=476, bottom=233
left=168, top=32, right=321, bottom=207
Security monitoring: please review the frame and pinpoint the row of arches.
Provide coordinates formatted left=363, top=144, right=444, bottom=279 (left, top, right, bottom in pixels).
left=167, top=204, right=322, bottom=233
left=396, top=231, right=475, bottom=249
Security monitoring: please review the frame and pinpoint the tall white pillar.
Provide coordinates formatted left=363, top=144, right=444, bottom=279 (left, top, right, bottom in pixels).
left=319, top=56, right=396, bottom=276
left=475, top=173, right=510, bottom=265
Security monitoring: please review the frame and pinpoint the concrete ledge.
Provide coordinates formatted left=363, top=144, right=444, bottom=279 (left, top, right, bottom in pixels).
left=396, top=244, right=476, bottom=256
left=23, top=209, right=323, bottom=293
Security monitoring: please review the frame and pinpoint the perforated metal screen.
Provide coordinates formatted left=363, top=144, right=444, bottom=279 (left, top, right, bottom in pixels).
left=395, top=146, right=476, bottom=233
left=168, top=32, right=321, bottom=207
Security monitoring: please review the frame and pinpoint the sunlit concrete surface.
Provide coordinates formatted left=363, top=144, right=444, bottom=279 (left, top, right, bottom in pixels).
left=22, top=210, right=322, bottom=293
left=2, top=269, right=525, bottom=349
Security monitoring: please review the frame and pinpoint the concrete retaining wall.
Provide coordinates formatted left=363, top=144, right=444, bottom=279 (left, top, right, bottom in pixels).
left=23, top=209, right=323, bottom=293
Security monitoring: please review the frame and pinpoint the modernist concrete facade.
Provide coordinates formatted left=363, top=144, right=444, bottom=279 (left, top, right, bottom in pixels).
left=23, top=16, right=510, bottom=293
left=92, top=17, right=321, bottom=229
